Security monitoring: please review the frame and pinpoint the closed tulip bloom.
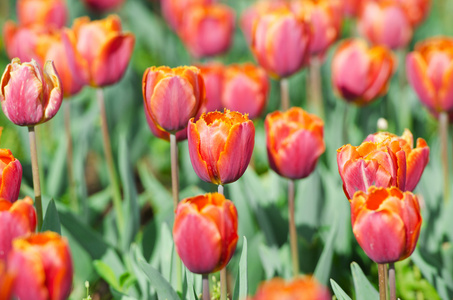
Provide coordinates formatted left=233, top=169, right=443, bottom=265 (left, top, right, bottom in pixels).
left=406, top=37, right=453, bottom=113
left=351, top=187, right=422, bottom=263
left=82, top=0, right=125, bottom=11
left=0, top=197, right=37, bottom=260
left=8, top=231, right=73, bottom=300
left=222, top=63, right=269, bottom=119
left=265, top=107, right=325, bottom=180
left=253, top=276, right=331, bottom=300
left=0, top=149, right=22, bottom=203
left=252, top=8, right=311, bottom=78
left=1, top=58, right=63, bottom=126
left=17, top=0, right=68, bottom=28
left=198, top=62, right=225, bottom=114
left=173, top=193, right=238, bottom=274
left=332, top=39, right=396, bottom=105
left=143, top=66, right=205, bottom=133
left=188, top=110, right=255, bottom=185
left=161, top=0, right=213, bottom=32
left=337, top=129, right=429, bottom=199
left=144, top=107, right=188, bottom=142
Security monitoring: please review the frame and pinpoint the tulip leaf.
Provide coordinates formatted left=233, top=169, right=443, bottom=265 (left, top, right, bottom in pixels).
left=94, top=260, right=122, bottom=291
left=351, top=262, right=379, bottom=300
left=139, top=259, right=180, bottom=300
left=233, top=236, right=248, bottom=300
left=41, top=199, right=61, bottom=234
left=314, top=217, right=337, bottom=285
left=46, top=137, right=67, bottom=198
left=330, top=279, right=352, bottom=300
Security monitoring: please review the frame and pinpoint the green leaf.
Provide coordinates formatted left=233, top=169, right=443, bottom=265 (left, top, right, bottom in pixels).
left=41, top=199, right=61, bottom=234
left=46, top=137, right=67, bottom=198
left=139, top=259, right=180, bottom=300
left=94, top=260, right=121, bottom=291
left=314, top=218, right=337, bottom=285
left=233, top=237, right=248, bottom=300
left=351, top=262, right=379, bottom=300
left=330, top=279, right=352, bottom=300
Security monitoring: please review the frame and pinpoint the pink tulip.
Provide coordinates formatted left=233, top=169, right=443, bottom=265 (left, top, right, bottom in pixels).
left=198, top=62, right=225, bottom=114
left=17, top=0, right=68, bottom=28
left=161, top=0, right=213, bottom=32
left=82, top=0, right=125, bottom=11
left=0, top=149, right=22, bottom=203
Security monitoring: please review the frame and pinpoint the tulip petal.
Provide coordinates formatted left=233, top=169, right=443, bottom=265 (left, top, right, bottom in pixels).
left=0, top=149, right=22, bottom=203
left=405, top=138, right=429, bottom=191
left=439, top=61, right=453, bottom=111
left=0, top=212, right=30, bottom=260
left=42, top=61, right=63, bottom=122
left=406, top=52, right=437, bottom=111
left=188, top=120, right=213, bottom=183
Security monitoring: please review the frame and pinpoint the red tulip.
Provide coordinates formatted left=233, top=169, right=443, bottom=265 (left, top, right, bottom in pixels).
left=351, top=186, right=422, bottom=263
left=17, top=0, right=68, bottom=28
left=0, top=149, right=22, bottom=203
left=222, top=63, right=269, bottom=119
left=396, top=0, right=431, bottom=27
left=161, top=0, right=213, bottom=32
left=142, top=66, right=205, bottom=133
left=173, top=193, right=238, bottom=274
left=337, top=129, right=429, bottom=200
left=331, top=38, right=396, bottom=105
left=253, top=276, right=331, bottom=300
left=82, top=0, right=125, bottom=11
left=265, top=107, right=325, bottom=180
left=188, top=110, right=255, bottom=185
left=198, top=62, right=225, bottom=114
left=8, top=231, right=73, bottom=300
left=1, top=58, right=63, bottom=126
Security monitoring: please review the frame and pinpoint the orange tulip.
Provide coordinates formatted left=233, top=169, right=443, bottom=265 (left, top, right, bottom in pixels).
left=337, top=129, right=429, bottom=200
left=265, top=107, right=325, bottom=180
left=406, top=37, right=453, bottom=114
left=253, top=276, right=331, bottom=300
left=188, top=110, right=255, bottom=185
left=143, top=66, right=205, bottom=133
left=173, top=193, right=238, bottom=274
left=222, top=63, right=269, bottom=119
left=8, top=231, right=73, bottom=300
left=161, top=0, right=213, bottom=32
left=351, top=187, right=422, bottom=263
left=82, top=0, right=125, bottom=11
left=17, top=0, right=68, bottom=28
left=0, top=149, right=22, bottom=203
left=198, top=62, right=225, bottom=114
left=0, top=197, right=36, bottom=260
left=331, top=38, right=396, bottom=105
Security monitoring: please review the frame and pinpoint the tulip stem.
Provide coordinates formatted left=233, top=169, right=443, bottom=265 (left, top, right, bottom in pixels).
left=308, top=56, right=324, bottom=119
left=97, top=88, right=125, bottom=235
left=389, top=263, right=396, bottom=300
left=28, top=126, right=43, bottom=231
left=440, top=112, right=450, bottom=203
left=202, top=274, right=210, bottom=300
left=378, top=263, right=387, bottom=300
left=64, top=101, right=78, bottom=213
left=217, top=184, right=227, bottom=300
left=280, top=78, right=290, bottom=111
left=288, top=179, right=299, bottom=276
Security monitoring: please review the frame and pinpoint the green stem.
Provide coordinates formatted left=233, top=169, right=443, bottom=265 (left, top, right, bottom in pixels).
left=288, top=179, right=299, bottom=276
left=280, top=78, right=290, bottom=111
left=28, top=126, right=43, bottom=231
left=440, top=112, right=450, bottom=203
left=218, top=184, right=227, bottom=300
left=202, top=274, right=210, bottom=300
left=389, top=263, right=396, bottom=300
left=64, top=100, right=78, bottom=213
left=378, top=263, right=387, bottom=300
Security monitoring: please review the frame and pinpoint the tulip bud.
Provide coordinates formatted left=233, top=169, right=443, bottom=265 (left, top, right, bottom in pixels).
left=173, top=193, right=238, bottom=274
left=161, top=0, right=213, bottom=32
left=253, top=276, right=331, bottom=300
left=351, top=187, right=422, bottom=264
left=0, top=149, right=22, bottom=203
left=144, top=107, right=188, bottom=142
left=17, top=0, right=68, bottom=29
left=265, top=107, right=325, bottom=180
left=82, top=0, right=125, bottom=12
left=222, top=63, right=269, bottom=119
left=1, top=58, right=63, bottom=126
left=188, top=110, right=255, bottom=185
left=8, top=231, right=73, bottom=300
left=198, top=62, right=225, bottom=114
left=331, top=38, right=396, bottom=105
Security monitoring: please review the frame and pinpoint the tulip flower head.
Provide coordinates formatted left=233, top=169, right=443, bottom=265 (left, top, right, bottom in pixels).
left=265, top=107, right=325, bottom=180
left=253, top=276, right=331, bottom=300
left=198, top=62, right=225, bottom=114
left=396, top=0, right=431, bottom=27
left=351, top=186, right=422, bottom=264
left=161, top=0, right=213, bottom=32
left=1, top=58, right=63, bottom=126
left=331, top=38, right=396, bottom=105
left=143, top=66, right=205, bottom=133
left=0, top=148, right=22, bottom=203
left=188, top=109, right=255, bottom=185
left=337, top=129, right=429, bottom=200
left=144, top=107, right=188, bottom=142
left=82, top=0, right=125, bottom=11
left=173, top=193, right=238, bottom=274
left=17, top=0, right=68, bottom=29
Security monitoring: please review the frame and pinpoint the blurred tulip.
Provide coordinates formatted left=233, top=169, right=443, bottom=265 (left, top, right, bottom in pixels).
left=0, top=149, right=22, bottom=203
left=8, top=231, right=73, bottom=300
left=188, top=110, right=255, bottom=185
left=253, top=276, right=331, bottom=300
left=341, top=0, right=364, bottom=16
left=82, top=0, right=125, bottom=11
left=179, top=4, right=235, bottom=58
left=331, top=38, right=396, bottom=105
left=173, top=192, right=238, bottom=274
left=396, top=0, right=431, bottom=27
left=351, top=186, right=422, bottom=263
left=68, top=14, right=135, bottom=87
left=358, top=0, right=412, bottom=50
left=161, top=0, right=213, bottom=32
left=144, top=107, right=188, bottom=142
left=198, top=62, right=225, bottom=114
left=143, top=66, right=205, bottom=133
left=222, top=63, right=269, bottom=119
left=0, top=261, right=15, bottom=300
left=337, top=129, right=429, bottom=199
left=1, top=58, right=63, bottom=126
left=406, top=37, right=453, bottom=114
left=0, top=197, right=36, bottom=260
left=265, top=107, right=325, bottom=180
left=17, top=0, right=68, bottom=28
left=251, top=7, right=311, bottom=78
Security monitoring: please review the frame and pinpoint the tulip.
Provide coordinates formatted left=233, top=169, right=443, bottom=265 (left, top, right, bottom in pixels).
left=253, top=276, right=331, bottom=300
left=198, top=62, right=225, bottom=114
left=144, top=107, right=188, bottom=142
left=358, top=1, right=412, bottom=50
left=222, top=63, right=269, bottom=119
left=0, top=149, right=22, bottom=203
left=68, top=14, right=135, bottom=87
left=341, top=0, right=364, bottom=17
left=251, top=7, right=311, bottom=78
left=0, top=261, right=15, bottom=300
left=351, top=186, right=422, bottom=263
left=1, top=58, right=63, bottom=126
left=396, top=0, right=431, bottom=27
left=337, top=129, right=429, bottom=200
left=331, top=38, right=396, bottom=105
left=179, top=4, right=235, bottom=58
left=188, top=110, right=255, bottom=185
left=406, top=37, right=453, bottom=114
left=0, top=197, right=37, bottom=260
left=173, top=193, right=238, bottom=274
left=17, top=0, right=68, bottom=28
left=161, top=0, right=213, bottom=32
left=82, top=0, right=125, bottom=11
left=8, top=231, right=73, bottom=300
left=265, top=107, right=325, bottom=180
